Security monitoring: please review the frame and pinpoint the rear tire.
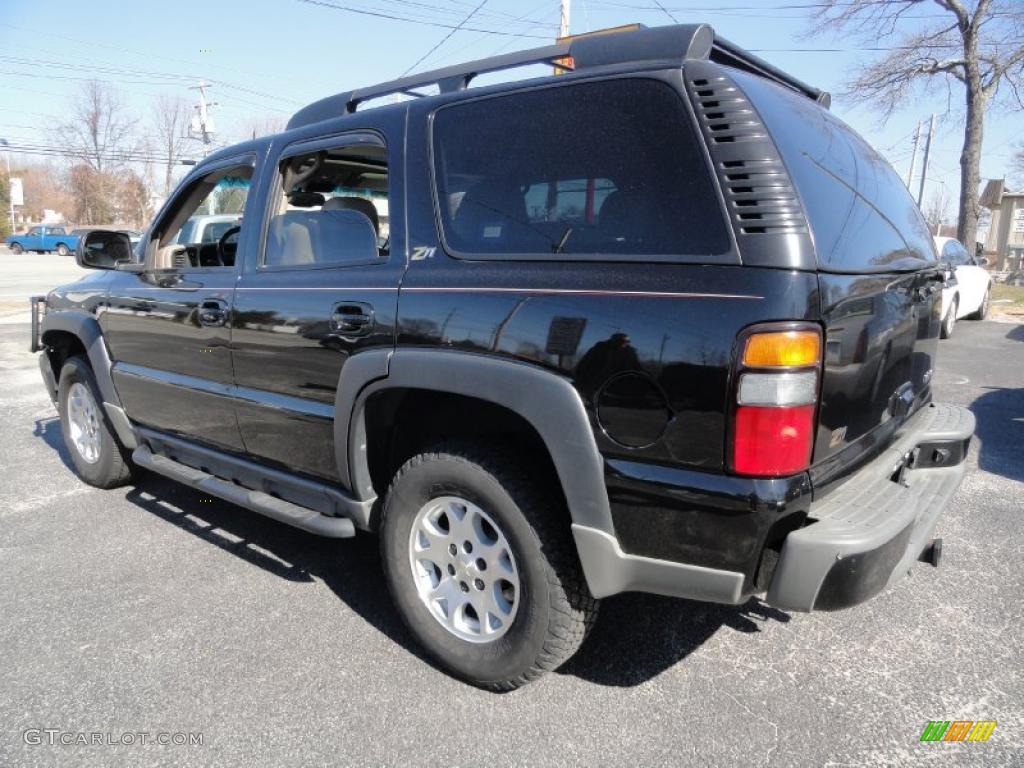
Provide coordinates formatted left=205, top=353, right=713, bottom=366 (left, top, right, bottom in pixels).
left=56, top=243, right=69, bottom=257
left=57, top=356, right=132, bottom=488
left=970, top=287, right=990, bottom=320
left=10, top=242, right=23, bottom=255
left=380, top=442, right=598, bottom=690
left=941, top=297, right=957, bottom=339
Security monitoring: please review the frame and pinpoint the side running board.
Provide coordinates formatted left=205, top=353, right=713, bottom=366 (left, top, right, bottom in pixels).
left=132, top=445, right=356, bottom=538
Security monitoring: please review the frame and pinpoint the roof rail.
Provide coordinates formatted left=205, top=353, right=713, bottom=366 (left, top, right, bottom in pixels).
left=287, top=23, right=829, bottom=130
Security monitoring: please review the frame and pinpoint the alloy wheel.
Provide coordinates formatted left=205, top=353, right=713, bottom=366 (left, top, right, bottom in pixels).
left=408, top=495, right=520, bottom=643
left=67, top=382, right=102, bottom=464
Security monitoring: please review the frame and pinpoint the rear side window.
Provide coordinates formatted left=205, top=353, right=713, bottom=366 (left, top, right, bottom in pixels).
left=431, top=78, right=730, bottom=259
left=733, top=70, right=936, bottom=272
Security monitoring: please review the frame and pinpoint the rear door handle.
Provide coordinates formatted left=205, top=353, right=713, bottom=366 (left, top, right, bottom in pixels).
left=198, top=298, right=228, bottom=327
left=330, top=302, right=374, bottom=335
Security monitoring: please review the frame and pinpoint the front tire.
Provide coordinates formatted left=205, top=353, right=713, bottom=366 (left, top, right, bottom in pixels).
left=57, top=356, right=132, bottom=488
left=970, top=287, right=990, bottom=320
left=10, top=242, right=23, bottom=255
left=380, top=443, right=598, bottom=690
left=941, top=296, right=958, bottom=339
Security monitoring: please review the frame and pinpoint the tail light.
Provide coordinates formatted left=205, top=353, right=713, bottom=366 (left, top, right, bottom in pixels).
left=731, top=327, right=821, bottom=476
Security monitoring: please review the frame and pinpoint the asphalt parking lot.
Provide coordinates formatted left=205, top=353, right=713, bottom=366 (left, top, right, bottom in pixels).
left=0, top=249, right=1021, bottom=766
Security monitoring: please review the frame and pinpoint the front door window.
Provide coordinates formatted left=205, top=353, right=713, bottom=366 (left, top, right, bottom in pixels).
left=148, top=164, right=253, bottom=269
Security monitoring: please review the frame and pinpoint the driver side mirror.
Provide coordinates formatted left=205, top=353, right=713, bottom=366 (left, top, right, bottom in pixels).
left=75, top=230, right=135, bottom=270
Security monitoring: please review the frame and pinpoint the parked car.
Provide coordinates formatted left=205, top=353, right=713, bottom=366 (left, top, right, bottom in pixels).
left=6, top=225, right=79, bottom=256
left=935, top=236, right=992, bottom=338
left=31, top=23, right=973, bottom=690
left=172, top=214, right=242, bottom=247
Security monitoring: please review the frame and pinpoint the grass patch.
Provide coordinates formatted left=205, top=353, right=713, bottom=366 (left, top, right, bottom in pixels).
left=991, top=283, right=1024, bottom=309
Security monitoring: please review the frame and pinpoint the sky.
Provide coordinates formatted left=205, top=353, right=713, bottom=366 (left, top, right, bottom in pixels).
left=0, top=0, right=1020, bottom=219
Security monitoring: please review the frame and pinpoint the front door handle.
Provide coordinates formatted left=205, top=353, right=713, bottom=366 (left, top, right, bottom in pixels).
left=198, top=298, right=228, bottom=327
left=330, top=302, right=374, bottom=335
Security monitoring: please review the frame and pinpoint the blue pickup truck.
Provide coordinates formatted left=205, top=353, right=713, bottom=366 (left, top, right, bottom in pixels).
left=5, top=225, right=80, bottom=256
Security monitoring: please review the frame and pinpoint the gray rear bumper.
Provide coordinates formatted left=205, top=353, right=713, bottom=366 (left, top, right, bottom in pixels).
left=766, top=402, right=974, bottom=612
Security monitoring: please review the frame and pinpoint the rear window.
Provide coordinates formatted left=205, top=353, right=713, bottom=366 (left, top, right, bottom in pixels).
left=431, top=78, right=730, bottom=260
left=733, top=70, right=936, bottom=272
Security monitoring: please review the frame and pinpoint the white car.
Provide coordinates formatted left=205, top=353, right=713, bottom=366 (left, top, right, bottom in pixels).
left=935, top=236, right=991, bottom=338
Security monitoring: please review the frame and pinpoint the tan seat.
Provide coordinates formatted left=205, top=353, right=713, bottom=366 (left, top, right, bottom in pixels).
left=322, top=196, right=379, bottom=237
left=266, top=211, right=317, bottom=266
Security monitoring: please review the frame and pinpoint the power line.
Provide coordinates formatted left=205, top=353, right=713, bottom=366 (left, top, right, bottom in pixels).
left=587, top=0, right=949, bottom=13
left=296, top=0, right=551, bottom=38
left=0, top=54, right=302, bottom=107
left=401, top=0, right=491, bottom=76
left=0, top=70, right=291, bottom=116
left=3, top=140, right=200, bottom=166
left=0, top=22, right=317, bottom=101
left=435, top=2, right=558, bottom=66
left=650, top=0, right=679, bottom=24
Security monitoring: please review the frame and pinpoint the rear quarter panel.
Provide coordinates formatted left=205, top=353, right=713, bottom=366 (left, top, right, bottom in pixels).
left=400, top=73, right=829, bottom=471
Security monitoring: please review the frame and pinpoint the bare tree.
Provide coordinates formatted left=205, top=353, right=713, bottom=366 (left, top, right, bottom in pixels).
left=238, top=115, right=287, bottom=142
left=0, top=170, right=11, bottom=239
left=152, top=95, right=190, bottom=196
left=16, top=161, right=74, bottom=223
left=68, top=165, right=112, bottom=224
left=56, top=80, right=137, bottom=173
left=117, top=170, right=152, bottom=228
left=56, top=81, right=139, bottom=224
left=1012, top=143, right=1024, bottom=186
left=807, top=0, right=1024, bottom=250
left=924, top=185, right=952, bottom=233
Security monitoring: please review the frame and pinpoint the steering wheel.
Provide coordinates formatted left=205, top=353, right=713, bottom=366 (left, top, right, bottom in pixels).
left=217, top=225, right=242, bottom=265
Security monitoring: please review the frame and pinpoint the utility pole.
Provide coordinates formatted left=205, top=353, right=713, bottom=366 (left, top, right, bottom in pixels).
left=188, top=81, right=218, bottom=158
left=916, top=113, right=935, bottom=208
left=1, top=139, right=13, bottom=233
left=559, top=0, right=570, bottom=39
left=906, top=120, right=921, bottom=189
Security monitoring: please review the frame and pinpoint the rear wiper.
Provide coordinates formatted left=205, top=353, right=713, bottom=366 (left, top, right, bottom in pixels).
left=552, top=227, right=573, bottom=254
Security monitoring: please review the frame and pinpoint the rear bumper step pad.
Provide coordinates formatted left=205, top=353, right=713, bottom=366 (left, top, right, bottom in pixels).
left=766, top=402, right=974, bottom=612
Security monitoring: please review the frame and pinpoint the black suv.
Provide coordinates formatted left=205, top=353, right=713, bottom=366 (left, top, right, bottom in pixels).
left=32, top=24, right=974, bottom=689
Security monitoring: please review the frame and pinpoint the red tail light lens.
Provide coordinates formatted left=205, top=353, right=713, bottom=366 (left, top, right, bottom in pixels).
left=733, top=405, right=815, bottom=476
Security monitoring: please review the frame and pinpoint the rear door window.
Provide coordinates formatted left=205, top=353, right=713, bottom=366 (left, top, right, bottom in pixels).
left=733, top=69, right=936, bottom=272
left=431, top=78, right=731, bottom=260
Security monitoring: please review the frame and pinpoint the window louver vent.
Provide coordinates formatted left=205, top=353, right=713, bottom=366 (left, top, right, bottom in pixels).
left=173, top=251, right=189, bottom=268
left=691, top=79, right=765, bottom=145
left=688, top=74, right=807, bottom=237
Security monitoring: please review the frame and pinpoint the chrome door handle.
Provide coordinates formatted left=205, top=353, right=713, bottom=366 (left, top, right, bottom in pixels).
left=198, top=299, right=228, bottom=327
left=330, top=302, right=374, bottom=335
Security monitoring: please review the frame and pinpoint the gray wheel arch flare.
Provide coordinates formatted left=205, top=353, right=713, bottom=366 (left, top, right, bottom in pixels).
left=40, top=310, right=137, bottom=449
left=337, top=348, right=747, bottom=604
left=338, top=348, right=614, bottom=534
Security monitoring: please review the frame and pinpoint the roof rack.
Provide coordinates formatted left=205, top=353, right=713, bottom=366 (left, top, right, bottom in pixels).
left=287, top=23, right=829, bottom=130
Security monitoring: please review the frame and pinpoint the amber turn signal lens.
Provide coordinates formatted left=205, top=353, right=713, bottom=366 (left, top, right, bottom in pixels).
left=742, top=330, right=821, bottom=368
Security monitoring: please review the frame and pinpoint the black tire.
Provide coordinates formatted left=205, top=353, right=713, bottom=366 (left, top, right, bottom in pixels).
left=941, top=297, right=957, bottom=339
left=57, top=356, right=132, bottom=488
left=380, top=442, right=598, bottom=690
left=970, top=287, right=990, bottom=320
left=56, top=243, right=69, bottom=257
left=10, top=242, right=23, bottom=255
